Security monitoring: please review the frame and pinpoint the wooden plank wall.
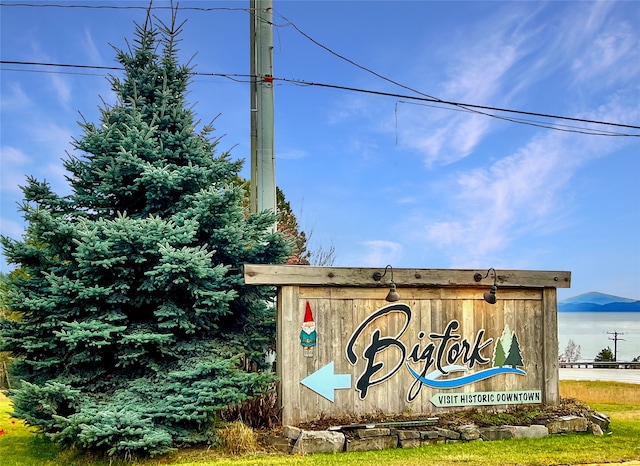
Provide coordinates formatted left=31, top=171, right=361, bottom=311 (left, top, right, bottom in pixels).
left=278, top=286, right=558, bottom=425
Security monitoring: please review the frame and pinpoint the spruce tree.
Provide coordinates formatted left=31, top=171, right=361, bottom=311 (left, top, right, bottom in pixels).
left=0, top=11, right=290, bottom=456
left=595, top=347, right=615, bottom=362
left=277, top=187, right=310, bottom=265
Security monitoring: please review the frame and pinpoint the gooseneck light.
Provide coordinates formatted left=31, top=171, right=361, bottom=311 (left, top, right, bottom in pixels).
left=474, top=268, right=498, bottom=304
left=373, top=265, right=400, bottom=302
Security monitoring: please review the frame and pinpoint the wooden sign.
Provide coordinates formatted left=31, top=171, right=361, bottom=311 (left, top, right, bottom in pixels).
left=244, top=265, right=570, bottom=425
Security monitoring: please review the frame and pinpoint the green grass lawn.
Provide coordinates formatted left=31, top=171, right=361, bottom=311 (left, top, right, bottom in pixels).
left=0, top=394, right=61, bottom=466
left=1, top=381, right=639, bottom=466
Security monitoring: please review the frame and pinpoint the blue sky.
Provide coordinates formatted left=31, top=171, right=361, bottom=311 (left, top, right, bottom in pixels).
left=1, top=1, right=639, bottom=301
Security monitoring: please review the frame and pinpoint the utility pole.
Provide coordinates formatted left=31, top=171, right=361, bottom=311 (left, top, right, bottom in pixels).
left=608, top=331, right=625, bottom=361
left=250, top=0, right=276, bottom=228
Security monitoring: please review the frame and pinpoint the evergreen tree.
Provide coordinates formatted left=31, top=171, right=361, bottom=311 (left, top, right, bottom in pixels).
left=595, top=347, right=615, bottom=362
left=503, top=334, right=524, bottom=368
left=0, top=11, right=290, bottom=456
left=492, top=339, right=507, bottom=367
left=0, top=271, right=21, bottom=389
left=237, top=181, right=313, bottom=265
left=499, top=324, right=512, bottom=353
left=276, top=187, right=310, bottom=265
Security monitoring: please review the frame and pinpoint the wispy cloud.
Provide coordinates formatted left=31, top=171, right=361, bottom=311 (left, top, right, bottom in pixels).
left=357, top=240, right=403, bottom=267
left=571, top=22, right=639, bottom=87
left=277, top=148, right=309, bottom=160
left=0, top=218, right=25, bottom=246
left=327, top=96, right=369, bottom=125
left=82, top=28, right=104, bottom=64
left=442, top=42, right=519, bottom=104
left=397, top=10, right=532, bottom=166
left=396, top=1, right=639, bottom=168
left=592, top=89, right=640, bottom=130
left=392, top=1, right=639, bottom=269
left=27, top=37, right=73, bottom=107
left=0, top=83, right=31, bottom=112
left=408, top=95, right=636, bottom=268
left=0, top=147, right=31, bottom=193
left=50, top=74, right=72, bottom=107
left=27, top=122, right=74, bottom=193
left=537, top=1, right=640, bottom=92
left=409, top=137, right=571, bottom=267
left=397, top=197, right=418, bottom=205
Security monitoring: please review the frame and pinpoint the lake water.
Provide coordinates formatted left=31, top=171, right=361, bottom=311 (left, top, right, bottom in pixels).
left=558, top=312, right=640, bottom=361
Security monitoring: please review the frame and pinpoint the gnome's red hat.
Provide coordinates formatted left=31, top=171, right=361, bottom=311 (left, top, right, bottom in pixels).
left=304, top=301, right=314, bottom=323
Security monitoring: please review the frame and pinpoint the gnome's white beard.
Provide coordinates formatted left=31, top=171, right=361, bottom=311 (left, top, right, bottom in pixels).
left=301, top=324, right=316, bottom=335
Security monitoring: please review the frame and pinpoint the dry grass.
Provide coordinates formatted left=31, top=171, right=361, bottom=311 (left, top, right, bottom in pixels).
left=213, top=422, right=260, bottom=456
left=560, top=379, right=640, bottom=422
left=560, top=379, right=640, bottom=404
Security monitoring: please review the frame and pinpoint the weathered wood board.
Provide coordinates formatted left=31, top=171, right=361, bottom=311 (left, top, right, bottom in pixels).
left=244, top=266, right=569, bottom=425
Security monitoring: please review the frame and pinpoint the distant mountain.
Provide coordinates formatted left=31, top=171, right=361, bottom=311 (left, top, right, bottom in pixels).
left=558, top=292, right=640, bottom=312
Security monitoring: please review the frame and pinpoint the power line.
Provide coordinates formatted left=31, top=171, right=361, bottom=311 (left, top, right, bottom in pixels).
left=0, top=60, right=253, bottom=82
left=278, top=77, right=640, bottom=135
left=1, top=60, right=121, bottom=71
left=272, top=12, right=440, bottom=102
left=395, top=101, right=634, bottom=137
left=1, top=67, right=105, bottom=77
left=270, top=11, right=640, bottom=137
left=272, top=12, right=545, bottom=129
left=3, top=4, right=638, bottom=136
left=2, top=60, right=638, bottom=136
left=0, top=3, right=248, bottom=11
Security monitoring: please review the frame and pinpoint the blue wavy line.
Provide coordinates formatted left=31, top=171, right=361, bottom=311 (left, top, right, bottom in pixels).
left=407, top=364, right=526, bottom=389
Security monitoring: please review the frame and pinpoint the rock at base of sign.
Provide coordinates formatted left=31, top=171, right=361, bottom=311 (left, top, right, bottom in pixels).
left=259, top=432, right=294, bottom=454
left=420, top=430, right=440, bottom=440
left=269, top=406, right=606, bottom=455
left=588, top=423, right=604, bottom=436
left=399, top=438, right=422, bottom=449
left=588, top=412, right=610, bottom=430
left=397, top=430, right=421, bottom=448
left=421, top=437, right=446, bottom=446
left=546, top=415, right=589, bottom=434
left=513, top=425, right=549, bottom=439
left=458, top=424, right=481, bottom=441
left=345, top=435, right=398, bottom=452
left=479, top=425, right=548, bottom=441
left=436, top=427, right=461, bottom=440
left=396, top=430, right=421, bottom=440
left=282, top=425, right=302, bottom=440
left=291, top=430, right=345, bottom=454
left=479, top=426, right=517, bottom=441
left=354, top=427, right=391, bottom=438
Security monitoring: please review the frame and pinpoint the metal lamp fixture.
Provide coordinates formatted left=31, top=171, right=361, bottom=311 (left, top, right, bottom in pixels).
left=474, top=268, right=498, bottom=304
left=373, top=265, right=400, bottom=302
left=386, top=283, right=400, bottom=302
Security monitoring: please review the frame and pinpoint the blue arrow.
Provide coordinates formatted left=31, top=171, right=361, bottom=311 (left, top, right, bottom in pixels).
left=300, top=361, right=351, bottom=402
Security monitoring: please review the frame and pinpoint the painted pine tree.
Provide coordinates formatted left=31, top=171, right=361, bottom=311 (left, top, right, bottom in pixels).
left=0, top=11, right=290, bottom=456
left=492, top=338, right=507, bottom=367
left=504, top=334, right=525, bottom=368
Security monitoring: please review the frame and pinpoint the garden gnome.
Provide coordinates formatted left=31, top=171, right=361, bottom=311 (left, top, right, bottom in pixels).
left=300, top=301, right=317, bottom=358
